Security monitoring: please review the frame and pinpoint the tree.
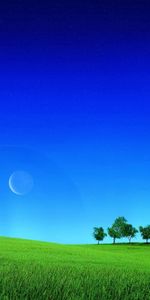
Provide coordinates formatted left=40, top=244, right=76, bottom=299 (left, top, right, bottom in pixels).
left=108, top=216, right=127, bottom=244
left=93, top=227, right=107, bottom=244
left=122, top=224, right=138, bottom=243
left=107, top=227, right=120, bottom=244
left=139, top=226, right=150, bottom=243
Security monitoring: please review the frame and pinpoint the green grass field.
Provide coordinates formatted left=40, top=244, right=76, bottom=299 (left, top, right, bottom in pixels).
left=0, top=237, right=150, bottom=300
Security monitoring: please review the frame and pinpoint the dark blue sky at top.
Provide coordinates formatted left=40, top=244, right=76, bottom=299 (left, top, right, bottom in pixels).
left=0, top=0, right=150, bottom=243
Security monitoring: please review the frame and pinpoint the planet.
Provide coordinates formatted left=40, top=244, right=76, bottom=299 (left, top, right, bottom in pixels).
left=9, top=171, right=34, bottom=196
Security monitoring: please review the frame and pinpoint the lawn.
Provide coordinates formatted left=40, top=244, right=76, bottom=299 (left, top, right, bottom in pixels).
left=0, top=237, right=150, bottom=299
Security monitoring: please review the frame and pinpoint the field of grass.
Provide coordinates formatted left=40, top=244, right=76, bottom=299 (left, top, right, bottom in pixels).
left=0, top=237, right=150, bottom=300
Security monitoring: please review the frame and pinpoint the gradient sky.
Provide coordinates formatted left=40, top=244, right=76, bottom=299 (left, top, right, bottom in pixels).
left=0, top=0, right=150, bottom=243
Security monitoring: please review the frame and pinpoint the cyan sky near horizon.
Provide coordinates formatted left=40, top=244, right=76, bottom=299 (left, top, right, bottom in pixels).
left=0, top=0, right=150, bottom=243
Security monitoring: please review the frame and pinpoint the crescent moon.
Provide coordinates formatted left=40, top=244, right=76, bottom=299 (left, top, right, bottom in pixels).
left=9, top=171, right=34, bottom=196
left=9, top=176, right=23, bottom=195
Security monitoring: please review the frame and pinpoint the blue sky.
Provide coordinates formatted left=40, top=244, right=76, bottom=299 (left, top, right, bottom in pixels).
left=0, top=0, right=150, bottom=243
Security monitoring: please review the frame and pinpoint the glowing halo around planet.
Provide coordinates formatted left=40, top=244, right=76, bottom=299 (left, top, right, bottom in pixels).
left=8, top=171, right=34, bottom=196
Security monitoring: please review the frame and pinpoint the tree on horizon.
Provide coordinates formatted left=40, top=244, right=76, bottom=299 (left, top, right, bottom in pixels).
left=122, top=224, right=138, bottom=243
left=139, top=226, right=150, bottom=243
left=108, top=216, right=127, bottom=244
left=93, top=227, right=107, bottom=244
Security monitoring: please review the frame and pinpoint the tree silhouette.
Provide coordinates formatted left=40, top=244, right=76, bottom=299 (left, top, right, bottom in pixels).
left=122, top=224, right=138, bottom=243
left=139, top=226, right=150, bottom=243
left=108, top=216, right=127, bottom=244
left=93, top=227, right=107, bottom=244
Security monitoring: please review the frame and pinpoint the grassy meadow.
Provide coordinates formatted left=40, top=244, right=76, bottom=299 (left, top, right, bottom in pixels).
left=0, top=237, right=150, bottom=299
